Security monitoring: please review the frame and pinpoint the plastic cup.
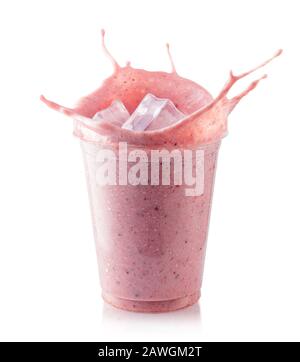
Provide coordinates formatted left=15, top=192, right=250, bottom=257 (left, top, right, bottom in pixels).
left=81, top=139, right=221, bottom=312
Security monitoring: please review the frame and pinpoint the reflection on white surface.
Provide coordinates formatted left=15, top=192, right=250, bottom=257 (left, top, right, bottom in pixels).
left=101, top=301, right=201, bottom=342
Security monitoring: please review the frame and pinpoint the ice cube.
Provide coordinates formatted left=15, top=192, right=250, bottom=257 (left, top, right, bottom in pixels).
left=122, top=94, right=185, bottom=131
left=93, top=100, right=130, bottom=127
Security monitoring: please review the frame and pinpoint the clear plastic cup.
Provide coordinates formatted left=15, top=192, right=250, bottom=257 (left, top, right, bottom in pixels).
left=81, top=139, right=221, bottom=312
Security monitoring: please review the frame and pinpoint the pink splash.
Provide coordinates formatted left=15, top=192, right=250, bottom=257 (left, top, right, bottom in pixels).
left=41, top=30, right=282, bottom=147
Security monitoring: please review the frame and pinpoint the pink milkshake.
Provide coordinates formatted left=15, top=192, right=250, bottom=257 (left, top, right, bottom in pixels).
left=41, top=31, right=281, bottom=312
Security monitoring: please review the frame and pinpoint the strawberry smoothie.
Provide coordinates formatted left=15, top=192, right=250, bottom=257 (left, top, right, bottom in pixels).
left=80, top=140, right=219, bottom=312
left=41, top=30, right=281, bottom=312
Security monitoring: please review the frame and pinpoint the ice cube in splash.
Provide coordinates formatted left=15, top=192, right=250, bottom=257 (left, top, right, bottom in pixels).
left=93, top=100, right=130, bottom=127
left=122, top=94, right=185, bottom=131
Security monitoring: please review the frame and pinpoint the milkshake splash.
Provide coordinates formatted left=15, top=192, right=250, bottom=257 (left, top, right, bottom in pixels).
left=41, top=30, right=281, bottom=146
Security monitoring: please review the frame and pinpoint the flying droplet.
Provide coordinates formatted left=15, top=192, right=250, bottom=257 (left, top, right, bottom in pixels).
left=101, top=29, right=120, bottom=71
left=166, top=43, right=177, bottom=74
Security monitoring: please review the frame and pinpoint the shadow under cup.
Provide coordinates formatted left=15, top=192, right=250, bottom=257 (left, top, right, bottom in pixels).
left=81, top=140, right=221, bottom=312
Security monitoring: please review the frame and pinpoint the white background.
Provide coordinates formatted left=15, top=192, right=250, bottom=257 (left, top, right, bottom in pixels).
left=0, top=0, right=299, bottom=342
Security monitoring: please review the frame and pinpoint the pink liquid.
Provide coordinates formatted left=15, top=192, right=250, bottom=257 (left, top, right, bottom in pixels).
left=41, top=31, right=281, bottom=312
left=82, top=141, right=219, bottom=312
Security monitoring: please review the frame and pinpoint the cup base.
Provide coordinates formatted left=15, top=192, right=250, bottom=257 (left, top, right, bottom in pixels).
left=102, top=291, right=200, bottom=313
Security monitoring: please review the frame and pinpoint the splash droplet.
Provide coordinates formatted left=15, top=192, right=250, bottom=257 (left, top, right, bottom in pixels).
left=101, top=29, right=120, bottom=71
left=166, top=43, right=177, bottom=74
left=216, top=49, right=283, bottom=104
